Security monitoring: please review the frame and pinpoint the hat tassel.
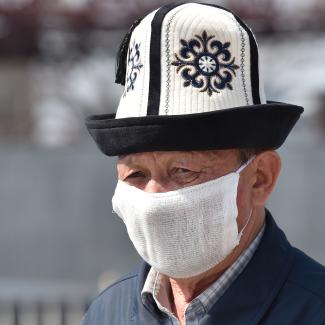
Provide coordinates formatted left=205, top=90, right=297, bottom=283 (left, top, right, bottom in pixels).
left=115, top=17, right=143, bottom=85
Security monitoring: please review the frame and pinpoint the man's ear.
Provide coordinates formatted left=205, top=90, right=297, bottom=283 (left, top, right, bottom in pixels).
left=251, top=150, right=281, bottom=207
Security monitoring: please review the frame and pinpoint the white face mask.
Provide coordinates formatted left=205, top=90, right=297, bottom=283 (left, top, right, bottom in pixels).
left=112, top=157, right=254, bottom=279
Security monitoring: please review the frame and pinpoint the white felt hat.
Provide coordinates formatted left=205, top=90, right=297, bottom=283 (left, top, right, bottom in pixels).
left=86, top=2, right=303, bottom=156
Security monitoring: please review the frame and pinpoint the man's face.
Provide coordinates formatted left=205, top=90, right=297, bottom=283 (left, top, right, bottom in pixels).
left=117, top=149, right=255, bottom=231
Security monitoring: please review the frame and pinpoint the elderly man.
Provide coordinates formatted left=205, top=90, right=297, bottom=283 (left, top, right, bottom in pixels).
left=82, top=2, right=325, bottom=324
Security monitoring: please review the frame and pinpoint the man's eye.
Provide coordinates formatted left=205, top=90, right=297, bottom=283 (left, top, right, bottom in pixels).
left=126, top=171, right=145, bottom=179
left=174, top=168, right=192, bottom=174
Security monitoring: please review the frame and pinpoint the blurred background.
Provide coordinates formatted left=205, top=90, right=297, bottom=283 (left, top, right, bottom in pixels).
left=1, top=0, right=325, bottom=324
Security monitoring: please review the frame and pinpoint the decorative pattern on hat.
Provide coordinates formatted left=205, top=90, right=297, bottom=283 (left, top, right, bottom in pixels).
left=172, top=30, right=239, bottom=96
left=124, top=41, right=143, bottom=96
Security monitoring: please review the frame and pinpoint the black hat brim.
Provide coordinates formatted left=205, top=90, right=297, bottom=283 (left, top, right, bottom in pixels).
left=85, top=102, right=303, bottom=156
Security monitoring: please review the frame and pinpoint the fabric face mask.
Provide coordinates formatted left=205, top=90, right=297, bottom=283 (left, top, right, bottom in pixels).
left=112, top=157, right=254, bottom=279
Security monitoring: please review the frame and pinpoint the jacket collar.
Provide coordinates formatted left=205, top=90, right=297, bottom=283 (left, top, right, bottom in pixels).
left=133, top=209, right=295, bottom=324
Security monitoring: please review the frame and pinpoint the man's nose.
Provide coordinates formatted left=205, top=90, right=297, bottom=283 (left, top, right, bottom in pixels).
left=143, top=178, right=171, bottom=193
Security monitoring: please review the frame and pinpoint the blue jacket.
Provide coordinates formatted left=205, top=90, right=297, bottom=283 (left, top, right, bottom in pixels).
left=82, top=210, right=325, bottom=324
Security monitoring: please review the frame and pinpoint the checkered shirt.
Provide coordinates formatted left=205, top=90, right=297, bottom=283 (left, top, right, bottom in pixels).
left=141, top=223, right=265, bottom=325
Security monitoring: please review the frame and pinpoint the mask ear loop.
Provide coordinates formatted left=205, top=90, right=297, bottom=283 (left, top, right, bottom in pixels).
left=235, top=155, right=256, bottom=174
left=238, top=208, right=254, bottom=241
left=236, top=155, right=256, bottom=241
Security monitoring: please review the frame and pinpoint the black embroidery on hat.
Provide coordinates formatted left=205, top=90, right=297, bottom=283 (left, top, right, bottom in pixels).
left=234, top=16, right=249, bottom=105
left=123, top=41, right=143, bottom=96
left=172, top=30, right=239, bottom=97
